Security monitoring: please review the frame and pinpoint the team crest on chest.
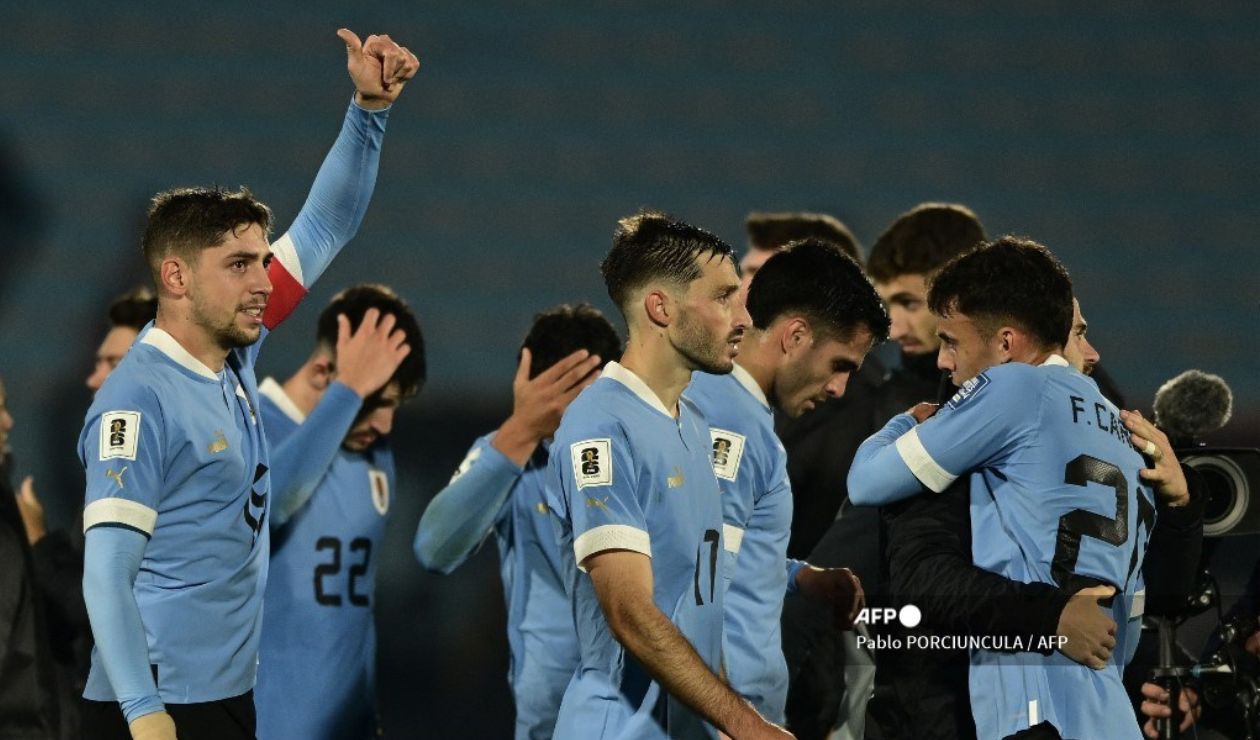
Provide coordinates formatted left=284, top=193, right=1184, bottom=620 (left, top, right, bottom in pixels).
left=709, top=428, right=746, bottom=482
left=369, top=469, right=390, bottom=515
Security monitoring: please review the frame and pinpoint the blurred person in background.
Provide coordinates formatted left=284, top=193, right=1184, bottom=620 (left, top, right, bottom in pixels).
left=0, top=375, right=61, bottom=738
left=415, top=303, right=620, bottom=739
left=255, top=284, right=423, bottom=740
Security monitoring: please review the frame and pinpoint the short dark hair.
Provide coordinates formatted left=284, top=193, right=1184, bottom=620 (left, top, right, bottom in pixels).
left=142, top=186, right=273, bottom=281
left=519, top=303, right=623, bottom=379
left=927, top=236, right=1073, bottom=349
left=316, top=284, right=426, bottom=396
left=745, top=212, right=862, bottom=264
left=746, top=239, right=890, bottom=344
left=866, top=203, right=986, bottom=283
left=601, top=209, right=735, bottom=315
left=107, top=287, right=157, bottom=331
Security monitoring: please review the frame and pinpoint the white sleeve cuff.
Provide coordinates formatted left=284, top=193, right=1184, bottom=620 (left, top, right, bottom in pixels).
left=574, top=524, right=651, bottom=572
left=722, top=524, right=744, bottom=555
left=84, top=497, right=158, bottom=537
left=894, top=426, right=957, bottom=493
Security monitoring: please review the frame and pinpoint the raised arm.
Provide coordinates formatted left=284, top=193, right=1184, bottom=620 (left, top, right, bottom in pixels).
left=416, top=348, right=600, bottom=572
left=263, top=30, right=420, bottom=329
left=270, top=308, right=410, bottom=527
left=586, top=550, right=792, bottom=739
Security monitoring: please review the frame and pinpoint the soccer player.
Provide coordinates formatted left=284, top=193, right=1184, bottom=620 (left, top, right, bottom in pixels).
left=685, top=239, right=887, bottom=723
left=546, top=211, right=789, bottom=739
left=254, top=285, right=423, bottom=740
left=414, top=303, right=620, bottom=739
left=77, top=30, right=419, bottom=740
left=847, top=237, right=1188, bottom=739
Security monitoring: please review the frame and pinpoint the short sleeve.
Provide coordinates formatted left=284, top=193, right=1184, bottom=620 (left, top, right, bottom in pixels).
left=80, top=387, right=166, bottom=538
left=556, top=422, right=648, bottom=570
left=901, top=368, right=1038, bottom=493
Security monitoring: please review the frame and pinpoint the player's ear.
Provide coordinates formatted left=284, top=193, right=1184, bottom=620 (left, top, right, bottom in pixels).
left=780, top=317, right=808, bottom=356
left=644, top=288, right=671, bottom=328
left=310, top=354, right=335, bottom=391
left=159, top=256, right=190, bottom=296
left=995, top=326, right=1019, bottom=360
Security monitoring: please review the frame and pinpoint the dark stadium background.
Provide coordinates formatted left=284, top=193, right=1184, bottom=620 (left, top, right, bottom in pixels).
left=1, top=2, right=1256, bottom=736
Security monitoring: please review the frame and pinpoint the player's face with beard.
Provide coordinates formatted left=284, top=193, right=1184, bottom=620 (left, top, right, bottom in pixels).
left=669, top=255, right=749, bottom=374
left=343, top=383, right=404, bottom=452
left=934, top=310, right=1003, bottom=386
left=189, top=223, right=273, bottom=350
left=775, top=325, right=874, bottom=418
left=1062, top=299, right=1099, bottom=375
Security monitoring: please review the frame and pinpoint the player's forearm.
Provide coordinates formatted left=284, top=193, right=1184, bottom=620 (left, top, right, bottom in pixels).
left=414, top=446, right=522, bottom=573
left=605, top=597, right=763, bottom=736
left=269, top=382, right=363, bottom=528
left=83, top=527, right=164, bottom=722
left=847, top=413, right=923, bottom=506
left=264, top=101, right=389, bottom=329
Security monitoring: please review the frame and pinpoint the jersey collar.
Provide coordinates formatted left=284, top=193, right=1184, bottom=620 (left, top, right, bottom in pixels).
left=602, top=361, right=674, bottom=419
left=1040, top=354, right=1070, bottom=368
left=731, top=362, right=771, bottom=412
left=140, top=327, right=219, bottom=381
left=258, top=377, right=307, bottom=424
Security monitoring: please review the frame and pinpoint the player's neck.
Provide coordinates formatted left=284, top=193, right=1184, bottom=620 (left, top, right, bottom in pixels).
left=153, top=314, right=229, bottom=374
left=619, top=341, right=689, bottom=418
left=730, top=331, right=776, bottom=400
left=280, top=368, right=323, bottom=417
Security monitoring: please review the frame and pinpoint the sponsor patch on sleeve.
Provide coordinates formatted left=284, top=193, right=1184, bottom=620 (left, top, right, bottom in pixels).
left=99, top=411, right=141, bottom=461
left=571, top=438, right=612, bottom=489
left=945, top=372, right=991, bottom=410
left=709, top=428, right=747, bottom=482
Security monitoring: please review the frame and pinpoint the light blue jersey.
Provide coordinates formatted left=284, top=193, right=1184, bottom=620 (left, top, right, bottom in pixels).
left=414, top=434, right=578, bottom=740
left=255, top=379, right=394, bottom=740
left=78, top=99, right=390, bottom=721
left=80, top=327, right=271, bottom=705
left=546, top=362, right=725, bottom=740
left=850, top=356, right=1154, bottom=740
left=686, top=366, right=804, bottom=724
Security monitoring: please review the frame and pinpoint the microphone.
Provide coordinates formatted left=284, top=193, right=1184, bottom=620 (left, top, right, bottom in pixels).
left=1153, top=370, right=1233, bottom=445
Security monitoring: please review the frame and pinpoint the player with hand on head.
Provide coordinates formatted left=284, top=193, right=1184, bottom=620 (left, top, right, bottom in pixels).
left=414, top=303, right=620, bottom=739
left=686, top=239, right=887, bottom=724
left=77, top=29, right=419, bottom=740
left=255, top=284, right=424, bottom=740
left=848, top=237, right=1187, bottom=739
left=546, top=210, right=791, bottom=739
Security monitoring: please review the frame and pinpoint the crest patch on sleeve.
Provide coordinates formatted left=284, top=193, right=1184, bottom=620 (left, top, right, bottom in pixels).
left=99, top=411, right=141, bottom=461
left=709, top=428, right=746, bottom=481
left=571, top=438, right=612, bottom=489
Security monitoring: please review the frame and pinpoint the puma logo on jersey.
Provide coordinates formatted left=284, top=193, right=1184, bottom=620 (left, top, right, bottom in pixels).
left=369, top=470, right=390, bottom=515
left=208, top=431, right=229, bottom=454
left=667, top=467, right=685, bottom=488
left=586, top=495, right=610, bottom=510
left=535, top=501, right=548, bottom=514
left=105, top=467, right=128, bottom=489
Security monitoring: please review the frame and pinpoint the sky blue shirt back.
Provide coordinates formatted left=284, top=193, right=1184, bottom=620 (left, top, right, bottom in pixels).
left=685, top=367, right=796, bottom=723
left=897, top=357, right=1154, bottom=740
left=545, top=362, right=725, bottom=740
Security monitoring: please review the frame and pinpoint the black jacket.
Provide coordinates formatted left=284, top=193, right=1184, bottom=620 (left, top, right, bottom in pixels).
left=0, top=459, right=59, bottom=739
